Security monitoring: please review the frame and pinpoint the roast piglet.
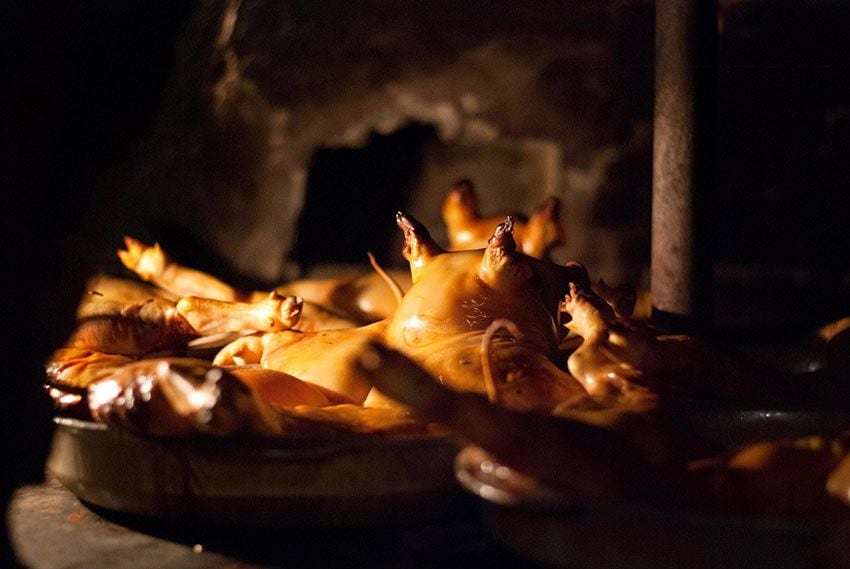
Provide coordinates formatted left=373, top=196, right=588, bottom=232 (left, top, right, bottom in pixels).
left=441, top=178, right=566, bottom=259
left=118, top=236, right=393, bottom=327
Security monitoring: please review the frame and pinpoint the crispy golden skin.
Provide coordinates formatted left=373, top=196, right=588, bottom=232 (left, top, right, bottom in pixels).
left=69, top=296, right=198, bottom=356
left=386, top=213, right=588, bottom=412
left=212, top=213, right=590, bottom=413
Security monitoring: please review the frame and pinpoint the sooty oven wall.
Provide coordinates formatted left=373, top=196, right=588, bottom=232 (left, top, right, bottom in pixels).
left=119, top=0, right=656, bottom=288
left=70, top=0, right=850, bottom=340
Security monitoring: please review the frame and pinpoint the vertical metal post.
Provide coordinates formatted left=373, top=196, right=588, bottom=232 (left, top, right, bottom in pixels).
left=651, top=0, right=717, bottom=334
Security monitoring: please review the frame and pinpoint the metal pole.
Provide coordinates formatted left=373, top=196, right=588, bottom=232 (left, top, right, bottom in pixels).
left=651, top=0, right=717, bottom=334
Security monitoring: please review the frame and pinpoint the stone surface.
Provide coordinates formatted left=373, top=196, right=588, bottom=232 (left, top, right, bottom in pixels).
left=9, top=476, right=537, bottom=569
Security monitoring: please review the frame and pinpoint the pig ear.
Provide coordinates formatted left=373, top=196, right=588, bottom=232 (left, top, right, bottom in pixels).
left=396, top=211, right=444, bottom=282
left=446, top=178, right=478, bottom=210
left=479, top=217, right=530, bottom=287
left=487, top=216, right=518, bottom=252
left=523, top=196, right=566, bottom=258
left=538, top=195, right=560, bottom=218
left=536, top=196, right=563, bottom=237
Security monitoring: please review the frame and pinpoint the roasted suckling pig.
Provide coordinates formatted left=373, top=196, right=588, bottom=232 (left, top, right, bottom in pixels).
left=210, top=213, right=591, bottom=412
left=441, top=179, right=566, bottom=259
left=119, top=236, right=404, bottom=328
left=358, top=341, right=850, bottom=518
left=43, top=198, right=850, bottom=522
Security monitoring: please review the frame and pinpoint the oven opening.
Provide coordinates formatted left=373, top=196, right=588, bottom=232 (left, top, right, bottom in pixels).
left=292, top=122, right=438, bottom=273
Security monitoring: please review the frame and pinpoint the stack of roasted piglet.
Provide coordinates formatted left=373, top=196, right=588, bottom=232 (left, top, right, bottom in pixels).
left=45, top=179, right=850, bottom=518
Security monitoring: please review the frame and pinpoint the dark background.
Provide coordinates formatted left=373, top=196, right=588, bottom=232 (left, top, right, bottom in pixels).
left=4, top=2, right=197, bottom=566
left=4, top=1, right=850, bottom=566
